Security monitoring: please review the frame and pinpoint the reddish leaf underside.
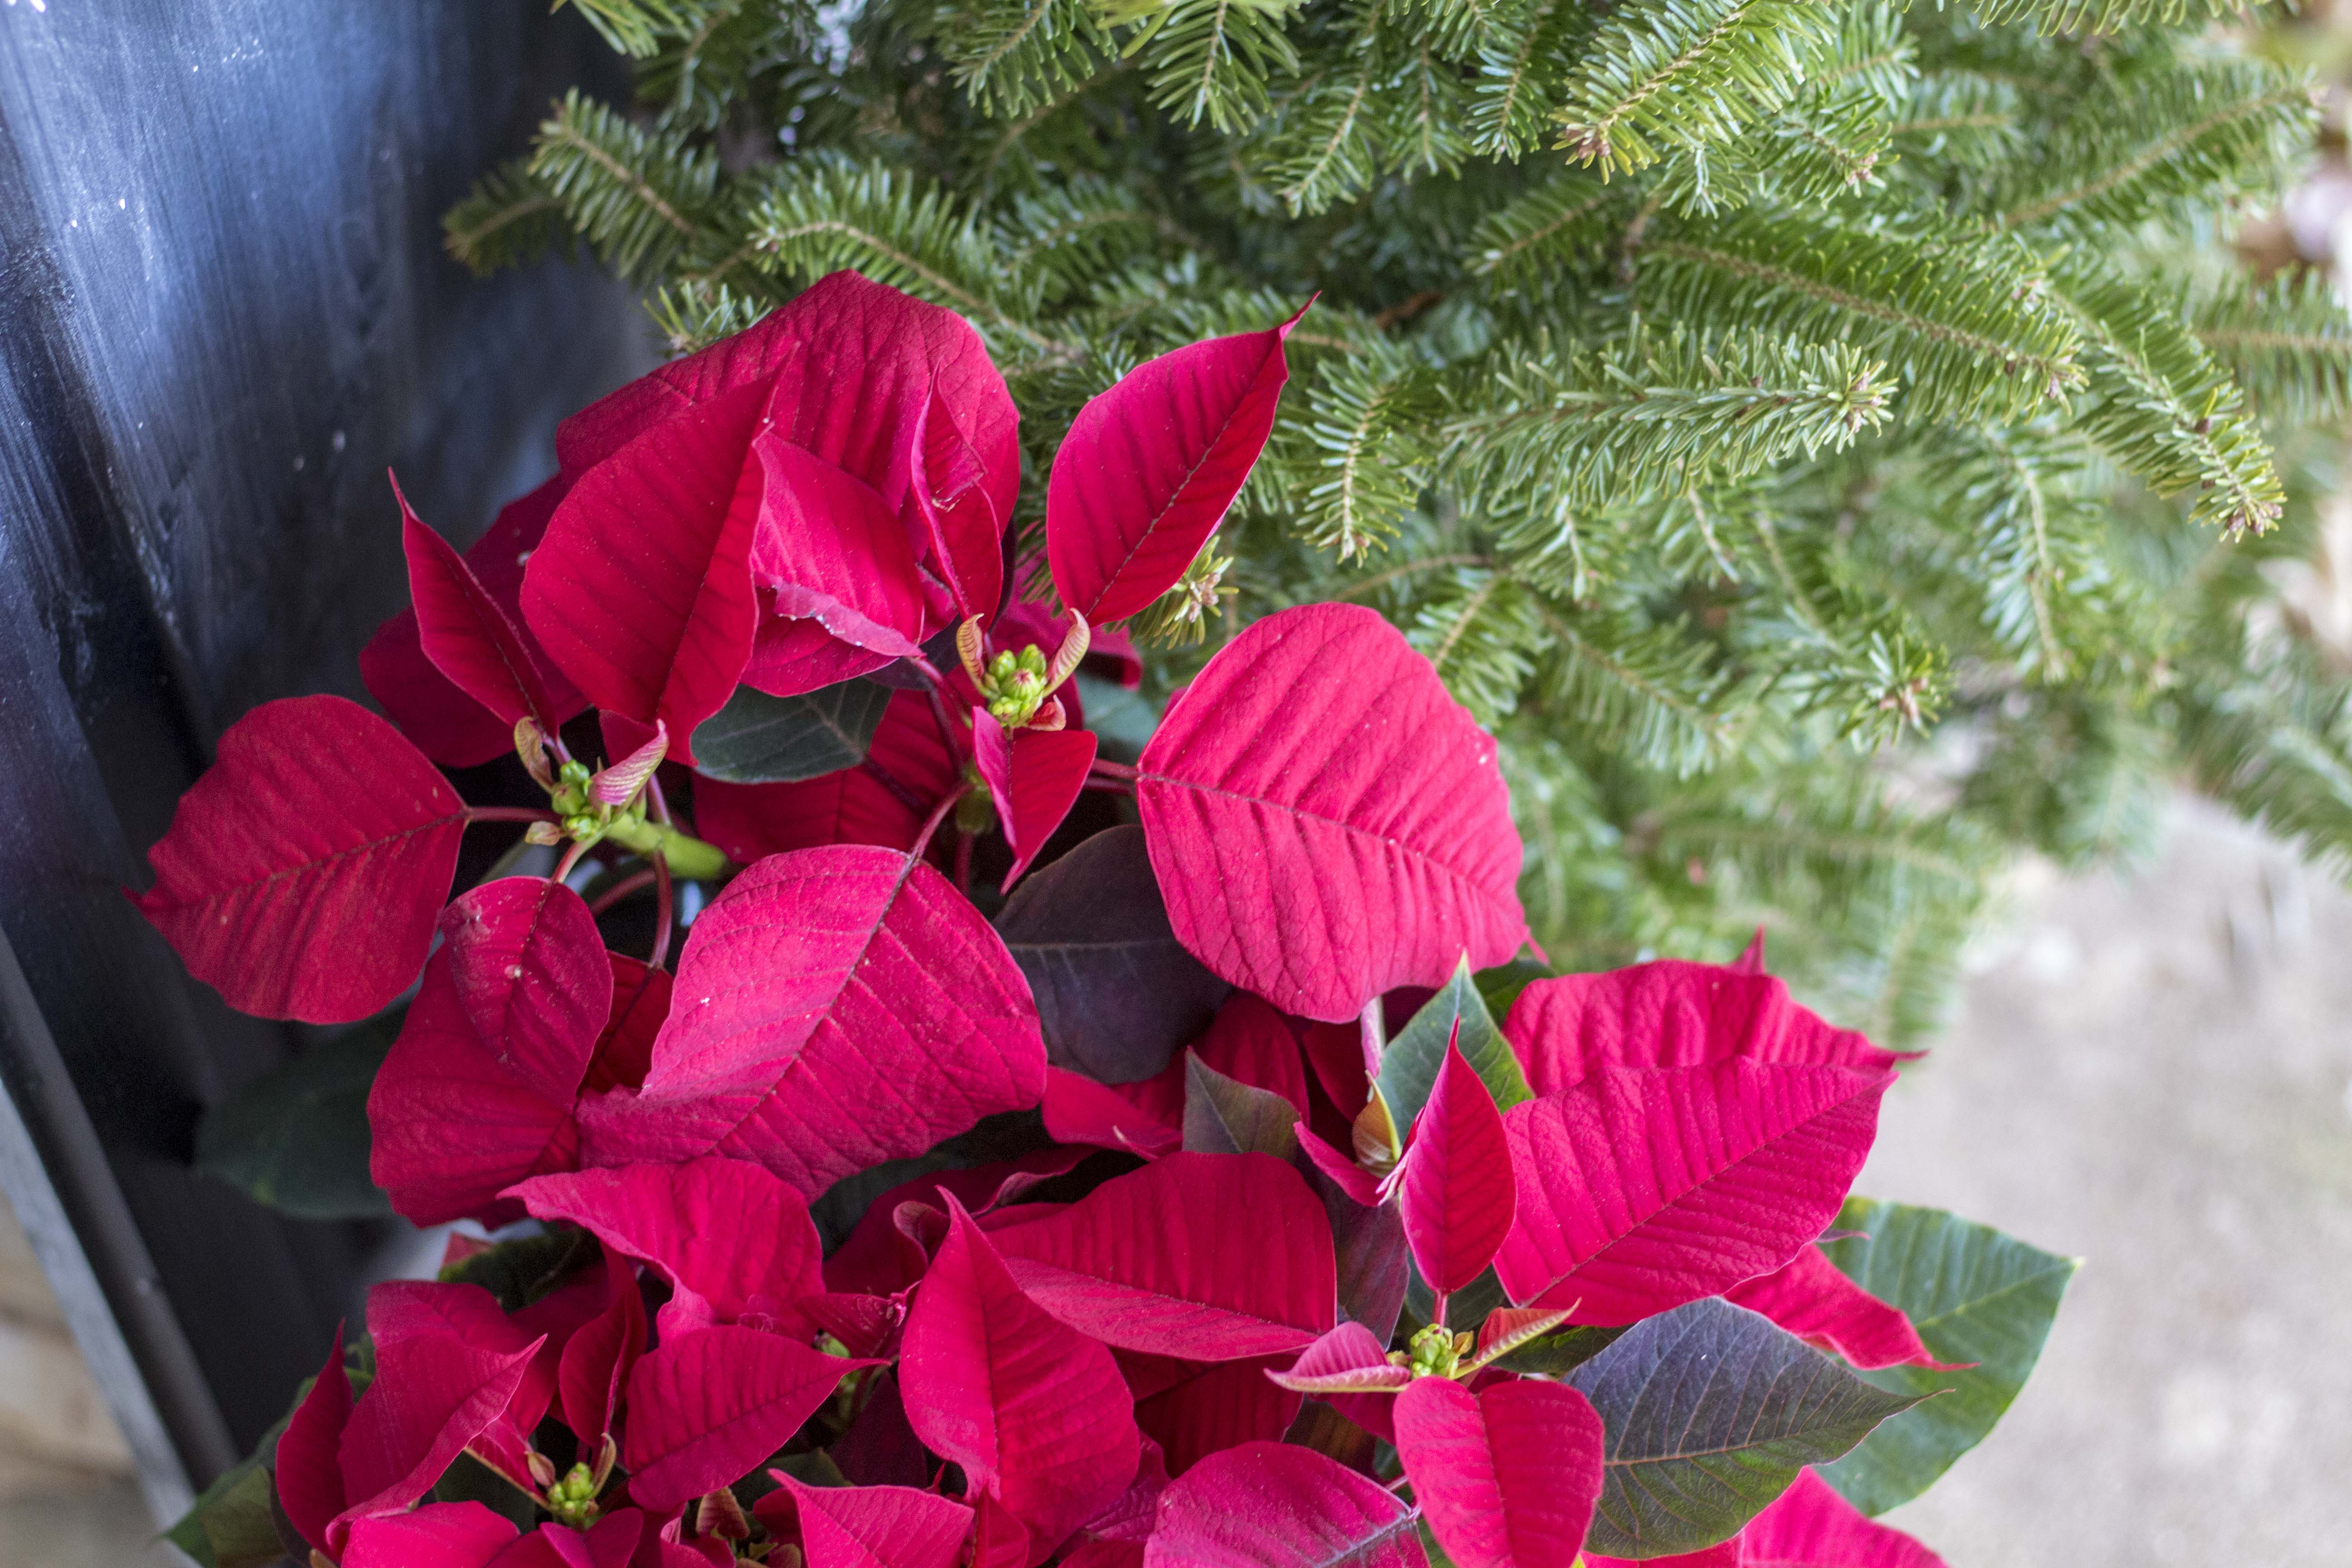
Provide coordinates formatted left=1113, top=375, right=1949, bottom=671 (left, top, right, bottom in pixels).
left=395, top=473, right=561, bottom=737
left=578, top=845, right=1046, bottom=1198
left=368, top=878, right=611, bottom=1225
left=987, top=1152, right=1337, bottom=1360
left=1494, top=1063, right=1892, bottom=1324
left=275, top=1329, right=354, bottom=1553
left=557, top=1253, right=646, bottom=1446
left=899, top=1203, right=1140, bottom=1554
left=1135, top=1355, right=1302, bottom=1477
left=1392, top=1376, right=1605, bottom=1568
left=132, top=695, right=466, bottom=1023
left=1142, top=1441, right=1426, bottom=1568
left=1502, top=961, right=1898, bottom=1098
left=1733, top=1469, right=1950, bottom=1568
left=341, top=1502, right=520, bottom=1568
left=522, top=380, right=765, bottom=764
left=1046, top=307, right=1305, bottom=625
left=622, top=1326, right=875, bottom=1514
left=972, top=713, right=1098, bottom=891
left=331, top=1333, right=543, bottom=1551
left=745, top=431, right=928, bottom=691
left=1721, top=1245, right=1954, bottom=1372
left=1398, top=1034, right=1517, bottom=1298
left=1136, top=604, right=1529, bottom=1022
left=769, top=1477, right=975, bottom=1568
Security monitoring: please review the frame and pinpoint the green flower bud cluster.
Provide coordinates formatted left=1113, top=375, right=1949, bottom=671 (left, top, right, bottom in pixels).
left=1390, top=1321, right=1475, bottom=1380
left=546, top=1460, right=600, bottom=1528
left=549, top=760, right=606, bottom=841
left=981, top=645, right=1050, bottom=726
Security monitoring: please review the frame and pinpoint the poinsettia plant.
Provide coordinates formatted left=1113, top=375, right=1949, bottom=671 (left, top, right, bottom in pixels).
left=143, top=274, right=2072, bottom=1568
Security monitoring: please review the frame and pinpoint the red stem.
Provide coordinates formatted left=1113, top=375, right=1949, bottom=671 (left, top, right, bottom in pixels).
left=552, top=840, right=594, bottom=884
left=910, top=785, right=969, bottom=862
left=954, top=830, right=974, bottom=896
left=651, top=854, right=674, bottom=970
left=587, top=867, right=658, bottom=915
left=467, top=806, right=560, bottom=825
left=1089, top=757, right=1138, bottom=780
left=1080, top=778, right=1132, bottom=796
left=645, top=773, right=675, bottom=828
left=1432, top=1292, right=1450, bottom=1330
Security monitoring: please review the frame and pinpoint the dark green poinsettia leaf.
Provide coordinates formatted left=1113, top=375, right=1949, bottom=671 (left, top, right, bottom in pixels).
left=1565, top=1297, right=1926, bottom=1558
left=432, top=1450, right=539, bottom=1529
left=1816, top=1197, right=2078, bottom=1515
left=1376, top=956, right=1530, bottom=1129
left=164, top=1460, right=278, bottom=1568
left=195, top=1011, right=402, bottom=1220
left=690, top=677, right=893, bottom=783
left=439, top=1225, right=602, bottom=1311
left=1488, top=1321, right=1626, bottom=1375
left=1473, top=957, right=1551, bottom=1021
left=1403, top=1259, right=1509, bottom=1333
left=1182, top=1053, right=1300, bottom=1158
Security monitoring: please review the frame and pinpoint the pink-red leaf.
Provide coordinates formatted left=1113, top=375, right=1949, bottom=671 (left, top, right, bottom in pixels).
left=1136, top=604, right=1529, bottom=1022
left=395, top=473, right=561, bottom=735
left=1046, top=307, right=1304, bottom=624
left=523, top=381, right=764, bottom=763
left=132, top=695, right=466, bottom=1023
left=487, top=1513, right=645, bottom=1568
left=332, top=1333, right=544, bottom=1551
left=1136, top=1355, right=1301, bottom=1477
left=361, top=474, right=585, bottom=767
left=1722, top=1246, right=1956, bottom=1372
left=749, top=431, right=928, bottom=666
left=1143, top=1441, right=1426, bottom=1568
left=622, top=1326, right=876, bottom=1514
left=899, top=1201, right=1140, bottom=1554
left=968, top=1492, right=1029, bottom=1568
left=769, top=1477, right=975, bottom=1568
left=1264, top=1322, right=1403, bottom=1443
left=578, top=845, right=1045, bottom=1198
left=368, top=877, right=611, bottom=1225
left=1732, top=1469, right=1949, bottom=1568
left=342, top=1502, right=520, bottom=1568
left=275, top=1329, right=353, bottom=1552
left=1398, top=1032, right=1516, bottom=1297
left=822, top=1148, right=1087, bottom=1298
left=510, top=1157, right=823, bottom=1330
left=558, top=1254, right=646, bottom=1446
left=971, top=714, right=1097, bottom=890
left=1502, top=962, right=1898, bottom=1097
left=584, top=953, right=673, bottom=1095
left=1392, top=1377, right=1605, bottom=1568
left=987, top=1152, right=1336, bottom=1360
left=1041, top=1067, right=1183, bottom=1159
left=1494, top=1064, right=1891, bottom=1324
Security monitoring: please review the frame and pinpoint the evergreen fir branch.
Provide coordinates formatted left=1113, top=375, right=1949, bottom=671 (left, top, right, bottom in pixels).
left=1550, top=0, right=1838, bottom=176
left=2049, top=262, right=2284, bottom=537
left=1444, top=328, right=1897, bottom=515
left=2177, top=643, right=2352, bottom=879
left=1259, top=19, right=1387, bottom=215
left=1633, top=211, right=2082, bottom=421
left=1945, top=429, right=2117, bottom=678
left=1408, top=566, right=1551, bottom=724
left=1293, top=344, right=1439, bottom=558
left=1994, top=59, right=2314, bottom=235
left=1524, top=595, right=1758, bottom=776
left=738, top=156, right=1075, bottom=363
left=443, top=157, right=575, bottom=276
left=2190, top=268, right=2352, bottom=425
left=1419, top=0, right=1537, bottom=64
left=1968, top=0, right=2258, bottom=44
left=638, top=0, right=800, bottom=132
left=1650, top=87, right=1894, bottom=215
left=648, top=278, right=775, bottom=353
left=1109, top=0, right=1306, bottom=132
left=1887, top=70, right=2022, bottom=169
left=559, top=0, right=697, bottom=57
left=942, top=0, right=1113, bottom=118
left=529, top=88, right=721, bottom=284
left=1962, top=693, right=2168, bottom=869
left=1378, top=35, right=1474, bottom=181
left=998, top=177, right=1175, bottom=299
left=1648, top=764, right=1990, bottom=905
left=1465, top=169, right=1626, bottom=285
left=1805, top=1, right=1912, bottom=112
left=1467, top=0, right=1580, bottom=159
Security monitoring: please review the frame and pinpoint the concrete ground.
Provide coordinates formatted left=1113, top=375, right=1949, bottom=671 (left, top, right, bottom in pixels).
left=1, top=792, right=2346, bottom=1565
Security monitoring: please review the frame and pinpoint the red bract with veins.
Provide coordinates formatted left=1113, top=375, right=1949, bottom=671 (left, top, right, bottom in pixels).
left=134, top=274, right=1975, bottom=1568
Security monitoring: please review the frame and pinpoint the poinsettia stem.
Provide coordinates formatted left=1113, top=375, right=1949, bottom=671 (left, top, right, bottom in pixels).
left=954, top=830, right=974, bottom=896
left=552, top=839, right=594, bottom=884
left=600, top=815, right=731, bottom=879
left=644, top=773, right=674, bottom=827
left=651, top=853, right=674, bottom=970
left=911, top=658, right=965, bottom=760
left=586, top=867, right=658, bottom=915
left=1431, top=1291, right=1450, bottom=1329
left=1081, top=778, right=1132, bottom=796
left=465, top=806, right=561, bottom=825
left=911, top=784, right=970, bottom=862
left=1089, top=757, right=1139, bottom=780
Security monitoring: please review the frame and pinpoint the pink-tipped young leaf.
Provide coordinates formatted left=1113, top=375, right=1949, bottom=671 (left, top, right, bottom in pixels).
left=1046, top=305, right=1306, bottom=624
left=1502, top=962, right=1898, bottom=1097
left=1294, top=1122, right=1387, bottom=1208
left=622, top=1325, right=877, bottom=1514
left=368, top=877, right=611, bottom=1225
left=1732, top=1468, right=1950, bottom=1568
left=522, top=381, right=765, bottom=764
left=898, top=1200, right=1140, bottom=1553
left=275, top=1328, right=353, bottom=1553
left=579, top=845, right=1046, bottom=1197
left=1398, top=1028, right=1516, bottom=1297
left=749, top=431, right=928, bottom=665
left=1460, top=1306, right=1576, bottom=1372
left=132, top=695, right=466, bottom=1023
left=770, top=1477, right=975, bottom=1568
left=1264, top=1321, right=1405, bottom=1444
left=971, top=712, right=1098, bottom=890
left=342, top=1502, right=521, bottom=1568
left=394, top=472, right=562, bottom=737
left=510, top=1158, right=824, bottom=1331
left=361, top=474, right=586, bottom=767
left=1392, top=1377, right=1605, bottom=1568
left=987, top=1152, right=1336, bottom=1360
left=1142, top=1441, right=1426, bottom=1568
left=332, top=1333, right=544, bottom=1550
left=1136, top=604, right=1529, bottom=1022
left=1494, top=1063, right=1892, bottom=1323
left=589, top=719, right=668, bottom=806
left=1722, top=1246, right=1958, bottom=1372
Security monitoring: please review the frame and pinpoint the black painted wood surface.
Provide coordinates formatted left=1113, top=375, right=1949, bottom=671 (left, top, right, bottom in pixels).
left=0, top=0, right=651, bottom=1509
